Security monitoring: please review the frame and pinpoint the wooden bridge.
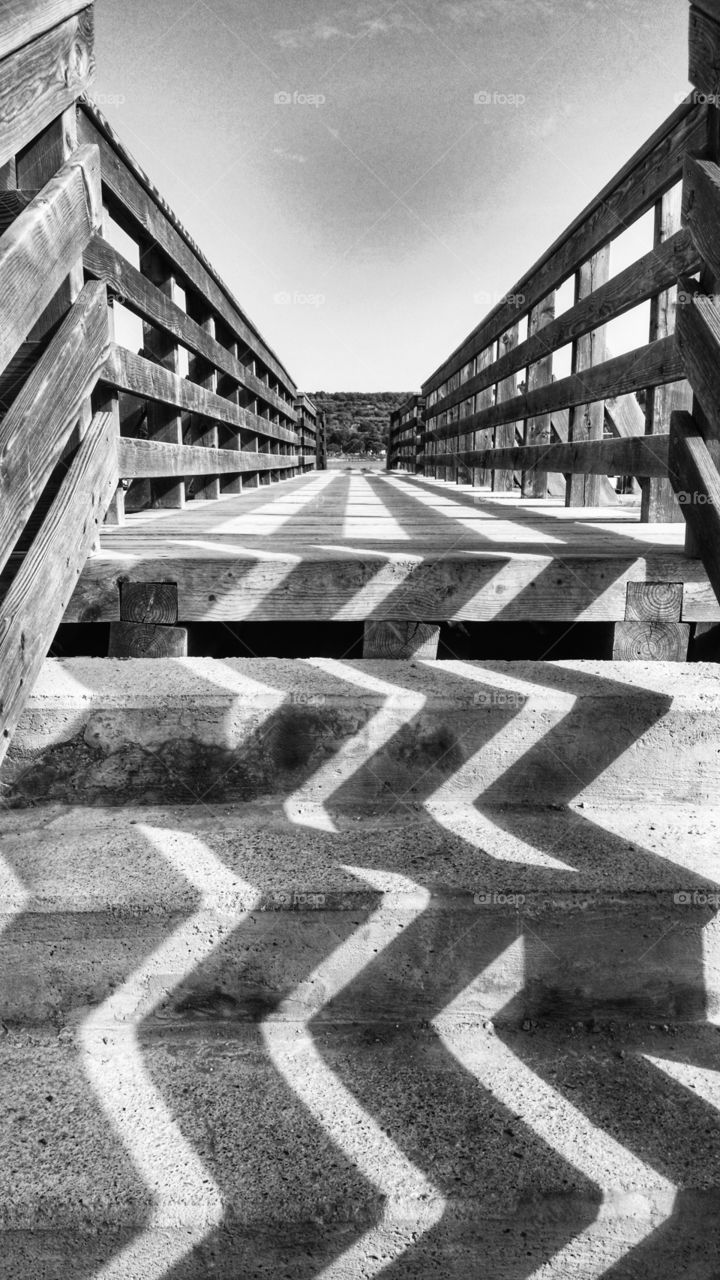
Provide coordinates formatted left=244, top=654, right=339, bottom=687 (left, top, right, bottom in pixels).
left=3, top=3, right=720, bottom=1278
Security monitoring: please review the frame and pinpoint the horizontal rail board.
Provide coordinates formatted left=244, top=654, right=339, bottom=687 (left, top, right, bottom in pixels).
left=669, top=410, right=720, bottom=601
left=118, top=437, right=299, bottom=478
left=433, top=434, right=670, bottom=478
left=0, top=144, right=101, bottom=375
left=425, top=336, right=685, bottom=445
left=0, top=410, right=117, bottom=765
left=0, top=0, right=89, bottom=61
left=422, top=102, right=708, bottom=395
left=0, top=10, right=95, bottom=169
left=0, top=280, right=109, bottom=577
left=84, top=235, right=294, bottom=419
left=683, top=156, right=720, bottom=279
left=104, top=347, right=301, bottom=446
left=689, top=4, right=720, bottom=97
left=431, top=230, right=701, bottom=418
left=78, top=107, right=296, bottom=396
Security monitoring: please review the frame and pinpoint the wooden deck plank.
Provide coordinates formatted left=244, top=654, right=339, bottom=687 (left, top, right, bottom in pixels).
left=62, top=471, right=720, bottom=625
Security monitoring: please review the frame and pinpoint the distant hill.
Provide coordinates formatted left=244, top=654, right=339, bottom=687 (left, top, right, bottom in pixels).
left=309, top=391, right=414, bottom=455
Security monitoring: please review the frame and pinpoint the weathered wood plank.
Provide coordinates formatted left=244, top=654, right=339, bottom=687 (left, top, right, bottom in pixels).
left=0, top=9, right=94, bottom=169
left=77, top=106, right=297, bottom=399
left=434, top=433, right=670, bottom=479
left=675, top=281, right=720, bottom=441
left=0, top=411, right=117, bottom=764
left=0, top=1, right=88, bottom=61
left=141, top=246, right=185, bottom=510
left=692, top=0, right=720, bottom=25
left=105, top=346, right=301, bottom=447
left=0, top=281, right=109, bottom=577
left=605, top=394, right=645, bottom=437
left=494, top=324, right=519, bottom=492
left=0, top=190, right=35, bottom=233
left=188, top=312, right=221, bottom=501
left=363, top=621, right=440, bottom=659
left=689, top=4, right=720, bottom=97
left=422, top=102, right=708, bottom=395
left=567, top=245, right=610, bottom=508
left=425, top=337, right=684, bottom=446
left=668, top=410, right=720, bottom=605
left=83, top=235, right=292, bottom=418
left=117, top=437, right=297, bottom=477
left=0, top=144, right=101, bottom=375
left=432, top=231, right=700, bottom=419
left=683, top=156, right=720, bottom=279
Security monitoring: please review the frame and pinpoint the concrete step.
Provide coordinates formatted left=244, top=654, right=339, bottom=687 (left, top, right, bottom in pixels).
left=1, top=1023, right=720, bottom=1277
left=3, top=657, right=720, bottom=807
left=0, top=803, right=718, bottom=1027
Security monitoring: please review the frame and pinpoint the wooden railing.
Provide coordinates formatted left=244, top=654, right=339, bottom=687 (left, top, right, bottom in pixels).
left=0, top=0, right=316, bottom=761
left=387, top=395, right=424, bottom=473
left=414, top=85, right=711, bottom=520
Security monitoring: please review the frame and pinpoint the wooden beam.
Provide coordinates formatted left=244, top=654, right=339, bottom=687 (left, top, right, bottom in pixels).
left=494, top=324, right=519, bottom=493
left=612, top=621, right=690, bottom=660
left=689, top=4, right=720, bottom=97
left=120, top=582, right=178, bottom=624
left=422, top=102, right=707, bottom=395
left=624, top=582, right=683, bottom=621
left=0, top=190, right=35, bottom=233
left=434, top=433, right=670, bottom=479
left=643, top=184, right=693, bottom=522
left=363, top=621, right=440, bottom=659
left=0, top=411, right=117, bottom=765
left=524, top=292, right=555, bottom=499
left=682, top=156, right=720, bottom=279
left=108, top=622, right=188, bottom=659
left=605, top=394, right=645, bottom=437
left=188, top=312, right=221, bottom=501
left=0, top=9, right=94, bottom=169
left=0, top=143, right=101, bottom=376
left=0, top=281, right=109, bottom=578
left=77, top=108, right=297, bottom=400
left=567, top=245, right=610, bottom=507
left=104, top=346, right=301, bottom=447
left=675, top=282, right=720, bottom=441
left=141, top=247, right=185, bottom=510
left=424, top=336, right=685, bottom=447
left=0, top=1, right=89, bottom=61
left=117, top=437, right=298, bottom=477
left=431, top=231, right=700, bottom=420
left=668, top=410, right=720, bottom=605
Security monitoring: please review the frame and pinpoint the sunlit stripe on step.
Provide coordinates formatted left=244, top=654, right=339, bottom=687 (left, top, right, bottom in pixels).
left=433, top=939, right=676, bottom=1278
left=262, top=867, right=445, bottom=1277
left=424, top=663, right=576, bottom=870
left=80, top=828, right=261, bottom=1279
left=283, top=659, right=426, bottom=831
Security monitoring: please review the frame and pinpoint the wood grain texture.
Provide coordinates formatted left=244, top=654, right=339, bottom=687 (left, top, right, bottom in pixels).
left=611, top=622, right=691, bottom=661
left=422, top=101, right=708, bottom=395
left=0, top=411, right=117, bottom=764
left=120, top=581, right=178, bottom=624
left=683, top=156, right=720, bottom=279
left=434, top=434, right=670, bottom=478
left=624, top=582, right=683, bottom=621
left=108, top=621, right=188, bottom=658
left=567, top=245, right=610, bottom=508
left=105, top=347, right=301, bottom=447
left=432, top=231, right=700, bottom=420
left=0, top=0, right=88, bottom=61
left=675, top=283, right=720, bottom=441
left=0, top=281, right=109, bottom=577
left=425, top=338, right=684, bottom=447
left=77, top=107, right=297, bottom=401
left=117, top=437, right=298, bottom=478
left=363, top=621, right=440, bottom=659
left=0, top=190, right=35, bottom=233
left=0, top=143, right=101, bottom=375
left=0, top=9, right=95, bottom=169
left=605, top=394, right=645, bottom=438
left=689, top=4, right=720, bottom=97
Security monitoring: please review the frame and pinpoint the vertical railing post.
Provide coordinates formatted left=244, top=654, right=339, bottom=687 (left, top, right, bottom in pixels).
left=141, top=245, right=185, bottom=509
left=524, top=291, right=556, bottom=499
left=473, top=344, right=495, bottom=489
left=566, top=245, right=610, bottom=507
left=494, top=325, right=519, bottom=492
left=642, top=185, right=693, bottom=522
left=188, top=310, right=221, bottom=500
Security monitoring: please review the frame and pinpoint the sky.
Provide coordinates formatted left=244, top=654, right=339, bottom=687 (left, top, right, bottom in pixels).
left=93, top=0, right=690, bottom=392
